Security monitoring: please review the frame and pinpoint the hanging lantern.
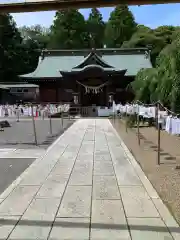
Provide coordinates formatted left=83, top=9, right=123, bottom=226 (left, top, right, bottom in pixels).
left=73, top=94, right=78, bottom=104
left=108, top=93, right=114, bottom=108
left=109, top=94, right=113, bottom=103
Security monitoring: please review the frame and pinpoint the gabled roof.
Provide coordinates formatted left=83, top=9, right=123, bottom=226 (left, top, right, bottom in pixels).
left=73, top=51, right=114, bottom=69
left=20, top=48, right=152, bottom=79
left=60, top=64, right=127, bottom=78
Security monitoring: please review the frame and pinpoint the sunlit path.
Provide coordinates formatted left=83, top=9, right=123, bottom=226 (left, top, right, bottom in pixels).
left=0, top=119, right=178, bottom=239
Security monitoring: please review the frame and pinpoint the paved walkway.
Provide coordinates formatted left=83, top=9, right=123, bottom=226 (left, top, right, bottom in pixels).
left=0, top=119, right=179, bottom=240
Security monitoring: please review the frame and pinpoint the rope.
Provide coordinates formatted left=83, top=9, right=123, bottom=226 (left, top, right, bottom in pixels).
left=76, top=80, right=109, bottom=94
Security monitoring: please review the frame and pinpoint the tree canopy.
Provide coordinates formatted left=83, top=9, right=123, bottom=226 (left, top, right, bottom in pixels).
left=105, top=5, right=137, bottom=48
left=86, top=8, right=105, bottom=48
left=48, top=9, right=89, bottom=49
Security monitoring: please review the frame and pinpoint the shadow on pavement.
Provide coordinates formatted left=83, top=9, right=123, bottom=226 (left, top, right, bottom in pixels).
left=0, top=218, right=179, bottom=233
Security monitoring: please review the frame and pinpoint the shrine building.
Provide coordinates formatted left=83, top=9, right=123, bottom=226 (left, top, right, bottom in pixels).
left=20, top=48, right=152, bottom=106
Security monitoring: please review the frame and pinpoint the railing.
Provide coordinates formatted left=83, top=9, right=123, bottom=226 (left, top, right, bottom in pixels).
left=80, top=107, right=89, bottom=117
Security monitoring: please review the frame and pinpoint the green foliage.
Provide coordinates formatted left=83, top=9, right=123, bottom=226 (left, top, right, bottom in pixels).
left=0, top=14, right=22, bottom=82
left=122, top=25, right=176, bottom=66
left=132, top=68, right=157, bottom=104
left=48, top=9, right=89, bottom=49
left=132, top=32, right=180, bottom=113
left=19, top=25, right=50, bottom=49
left=105, top=5, right=137, bottom=48
left=87, top=8, right=105, bottom=48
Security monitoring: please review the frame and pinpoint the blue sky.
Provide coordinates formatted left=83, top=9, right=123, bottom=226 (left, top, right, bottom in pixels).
left=11, top=3, right=180, bottom=29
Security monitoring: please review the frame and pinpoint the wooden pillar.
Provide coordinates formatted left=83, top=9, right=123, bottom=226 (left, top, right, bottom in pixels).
left=78, top=83, right=81, bottom=105
left=55, top=83, right=58, bottom=102
left=108, top=92, right=114, bottom=108
left=72, top=92, right=79, bottom=105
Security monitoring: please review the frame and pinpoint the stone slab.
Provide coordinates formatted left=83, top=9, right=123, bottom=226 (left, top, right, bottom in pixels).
left=57, top=186, right=91, bottom=218
left=49, top=218, right=90, bottom=240
left=45, top=173, right=69, bottom=185
left=0, top=185, right=39, bottom=215
left=94, top=153, right=111, bottom=161
left=37, top=182, right=66, bottom=198
left=119, top=138, right=160, bottom=199
left=61, top=151, right=79, bottom=160
left=94, top=150, right=110, bottom=156
left=19, top=172, right=50, bottom=186
left=91, top=200, right=131, bottom=240
left=153, top=198, right=180, bottom=240
left=83, top=134, right=94, bottom=141
left=22, top=198, right=60, bottom=221
left=0, top=216, right=20, bottom=239
left=93, top=176, right=120, bottom=200
left=50, top=161, right=74, bottom=175
left=128, top=217, right=173, bottom=240
left=9, top=225, right=51, bottom=240
left=113, top=161, right=142, bottom=186
left=79, top=145, right=94, bottom=155
left=94, top=160, right=115, bottom=176
left=120, top=186, right=160, bottom=218
left=76, top=154, right=93, bottom=162
left=69, top=161, right=93, bottom=186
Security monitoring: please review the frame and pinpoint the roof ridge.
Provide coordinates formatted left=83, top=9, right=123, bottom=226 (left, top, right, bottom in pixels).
left=42, top=47, right=149, bottom=52
left=73, top=51, right=114, bottom=69
left=41, top=48, right=150, bottom=57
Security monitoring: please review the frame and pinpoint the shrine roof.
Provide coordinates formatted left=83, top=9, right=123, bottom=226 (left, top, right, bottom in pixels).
left=20, top=48, right=152, bottom=79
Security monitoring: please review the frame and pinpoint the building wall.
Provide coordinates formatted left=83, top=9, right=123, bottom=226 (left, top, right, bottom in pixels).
left=40, top=88, right=56, bottom=102
left=57, top=89, right=73, bottom=102
left=37, top=77, right=134, bottom=104
left=39, top=86, right=74, bottom=103
left=10, top=87, right=39, bottom=101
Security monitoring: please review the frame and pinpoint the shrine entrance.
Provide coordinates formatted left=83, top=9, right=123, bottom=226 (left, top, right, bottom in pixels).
left=78, top=78, right=108, bottom=106
left=80, top=88, right=107, bottom=106
left=60, top=50, right=130, bottom=107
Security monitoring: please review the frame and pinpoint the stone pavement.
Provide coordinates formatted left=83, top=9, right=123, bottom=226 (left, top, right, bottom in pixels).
left=0, top=119, right=179, bottom=240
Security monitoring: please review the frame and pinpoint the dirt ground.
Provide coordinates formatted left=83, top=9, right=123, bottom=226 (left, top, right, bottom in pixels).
left=111, top=118, right=180, bottom=225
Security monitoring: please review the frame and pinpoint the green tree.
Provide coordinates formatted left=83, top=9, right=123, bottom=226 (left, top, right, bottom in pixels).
left=123, top=25, right=177, bottom=67
left=122, top=26, right=166, bottom=66
left=49, top=9, right=89, bottom=49
left=131, top=68, right=157, bottom=104
left=18, top=38, right=40, bottom=75
left=0, top=13, right=22, bottom=82
left=104, top=5, right=137, bottom=48
left=87, top=8, right=105, bottom=48
left=17, top=25, right=50, bottom=74
left=154, top=25, right=176, bottom=44
left=19, top=25, right=50, bottom=49
left=132, top=28, right=180, bottom=111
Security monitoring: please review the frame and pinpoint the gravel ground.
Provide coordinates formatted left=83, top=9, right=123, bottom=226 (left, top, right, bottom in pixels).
left=0, top=118, right=74, bottom=149
left=111, top=118, right=180, bottom=225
